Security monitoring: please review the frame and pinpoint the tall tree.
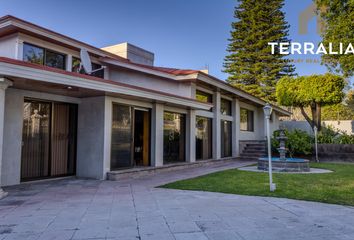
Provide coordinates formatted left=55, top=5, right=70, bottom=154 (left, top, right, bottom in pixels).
left=345, top=89, right=354, bottom=110
left=276, top=74, right=345, bottom=131
left=315, top=0, right=354, bottom=77
left=224, top=0, right=295, bottom=102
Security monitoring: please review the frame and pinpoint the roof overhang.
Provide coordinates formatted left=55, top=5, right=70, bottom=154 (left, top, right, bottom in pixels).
left=195, top=73, right=291, bottom=116
left=0, top=15, right=128, bottom=60
left=0, top=57, right=212, bottom=111
left=0, top=15, right=291, bottom=116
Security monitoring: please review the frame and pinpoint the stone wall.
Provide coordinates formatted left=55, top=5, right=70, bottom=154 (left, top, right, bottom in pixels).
left=317, top=144, right=354, bottom=162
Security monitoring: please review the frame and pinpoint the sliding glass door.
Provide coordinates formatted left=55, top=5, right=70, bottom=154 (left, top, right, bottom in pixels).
left=221, top=120, right=232, bottom=158
left=21, top=100, right=77, bottom=181
left=111, top=104, right=133, bottom=169
left=111, top=104, right=151, bottom=170
left=196, top=117, right=212, bottom=160
left=163, top=112, right=186, bottom=164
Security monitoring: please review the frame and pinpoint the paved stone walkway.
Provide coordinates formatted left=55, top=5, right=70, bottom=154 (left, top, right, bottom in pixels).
left=1, top=160, right=354, bottom=240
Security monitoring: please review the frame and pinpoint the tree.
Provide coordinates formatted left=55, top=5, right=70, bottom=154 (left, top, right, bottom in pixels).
left=315, top=0, right=354, bottom=77
left=345, top=89, right=354, bottom=110
left=224, top=0, right=295, bottom=102
left=276, top=73, right=346, bottom=130
left=322, top=104, right=354, bottom=120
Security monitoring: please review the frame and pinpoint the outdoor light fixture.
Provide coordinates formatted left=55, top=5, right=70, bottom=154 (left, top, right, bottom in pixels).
left=263, top=103, right=276, bottom=192
left=314, top=126, right=319, bottom=163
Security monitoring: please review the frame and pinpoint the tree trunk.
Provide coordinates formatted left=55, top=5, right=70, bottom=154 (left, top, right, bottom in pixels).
left=300, top=106, right=314, bottom=129
left=316, top=103, right=322, bottom=131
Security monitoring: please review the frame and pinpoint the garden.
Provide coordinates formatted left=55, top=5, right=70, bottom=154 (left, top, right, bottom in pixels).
left=161, top=126, right=354, bottom=206
left=271, top=126, right=354, bottom=159
left=161, top=162, right=354, bottom=206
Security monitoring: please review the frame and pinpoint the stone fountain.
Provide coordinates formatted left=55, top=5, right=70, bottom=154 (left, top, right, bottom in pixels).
left=257, top=127, right=310, bottom=172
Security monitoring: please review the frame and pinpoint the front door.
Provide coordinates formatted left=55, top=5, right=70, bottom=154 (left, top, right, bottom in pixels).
left=21, top=99, right=77, bottom=181
left=110, top=104, right=150, bottom=170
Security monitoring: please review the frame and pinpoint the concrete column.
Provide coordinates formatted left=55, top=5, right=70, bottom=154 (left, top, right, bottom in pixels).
left=186, top=109, right=196, bottom=163
left=213, top=91, right=221, bottom=159
left=15, top=39, right=24, bottom=60
left=66, top=54, right=73, bottom=72
left=104, top=66, right=110, bottom=80
left=151, top=103, right=164, bottom=167
left=0, top=78, right=12, bottom=198
left=232, top=98, right=241, bottom=157
left=190, top=83, right=196, bottom=98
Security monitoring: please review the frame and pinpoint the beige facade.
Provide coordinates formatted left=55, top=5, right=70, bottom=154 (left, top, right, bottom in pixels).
left=0, top=15, right=290, bottom=188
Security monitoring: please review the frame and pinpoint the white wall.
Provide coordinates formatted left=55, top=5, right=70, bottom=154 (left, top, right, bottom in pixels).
left=76, top=96, right=106, bottom=180
left=0, top=34, right=18, bottom=59
left=109, top=67, right=193, bottom=98
left=238, top=101, right=264, bottom=141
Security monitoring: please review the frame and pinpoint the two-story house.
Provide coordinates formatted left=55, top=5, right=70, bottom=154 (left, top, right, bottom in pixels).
left=0, top=15, right=290, bottom=193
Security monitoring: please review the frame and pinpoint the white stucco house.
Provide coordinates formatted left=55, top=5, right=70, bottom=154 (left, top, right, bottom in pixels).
left=0, top=15, right=290, bottom=195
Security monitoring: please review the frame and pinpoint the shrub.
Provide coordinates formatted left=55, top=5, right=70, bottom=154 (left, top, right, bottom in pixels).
left=317, top=126, right=354, bottom=144
left=272, top=129, right=313, bottom=157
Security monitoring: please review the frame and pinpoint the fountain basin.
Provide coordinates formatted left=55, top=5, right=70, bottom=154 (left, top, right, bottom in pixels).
left=258, top=157, right=310, bottom=172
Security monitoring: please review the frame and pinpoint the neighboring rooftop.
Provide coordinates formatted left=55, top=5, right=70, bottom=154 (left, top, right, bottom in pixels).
left=102, top=42, right=154, bottom=66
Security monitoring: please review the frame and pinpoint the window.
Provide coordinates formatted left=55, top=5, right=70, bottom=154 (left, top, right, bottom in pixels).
left=221, top=120, right=232, bottom=158
left=72, top=57, right=82, bottom=74
left=92, top=63, right=104, bottom=78
left=240, top=108, right=254, bottom=131
left=163, top=112, right=186, bottom=163
left=23, top=43, right=66, bottom=70
left=221, top=98, right=232, bottom=115
left=45, top=50, right=66, bottom=70
left=196, top=117, right=212, bottom=160
left=72, top=57, right=104, bottom=79
left=23, top=43, right=44, bottom=65
left=196, top=90, right=213, bottom=103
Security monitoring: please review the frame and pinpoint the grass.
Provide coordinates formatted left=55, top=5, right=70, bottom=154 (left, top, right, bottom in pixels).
left=161, top=163, right=354, bottom=206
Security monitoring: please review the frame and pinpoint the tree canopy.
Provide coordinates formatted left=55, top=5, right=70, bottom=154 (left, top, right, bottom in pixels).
left=276, top=73, right=346, bottom=130
left=224, top=0, right=295, bottom=102
left=345, top=89, right=354, bottom=110
left=315, top=0, right=354, bottom=77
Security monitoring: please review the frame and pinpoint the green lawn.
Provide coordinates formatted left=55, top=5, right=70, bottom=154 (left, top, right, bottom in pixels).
left=161, top=163, right=354, bottom=206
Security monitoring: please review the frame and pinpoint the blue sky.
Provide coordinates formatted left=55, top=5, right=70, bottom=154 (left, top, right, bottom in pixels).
left=0, top=0, right=329, bottom=80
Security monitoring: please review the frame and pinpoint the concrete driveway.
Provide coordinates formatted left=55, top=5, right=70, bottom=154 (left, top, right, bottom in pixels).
left=1, top=160, right=354, bottom=240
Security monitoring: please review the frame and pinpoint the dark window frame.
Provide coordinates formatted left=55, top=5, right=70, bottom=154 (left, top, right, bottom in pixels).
left=71, top=57, right=104, bottom=79
left=195, top=116, right=213, bottom=160
left=221, top=120, right=232, bottom=158
left=196, top=90, right=213, bottom=103
left=220, top=98, right=232, bottom=116
left=240, top=108, right=254, bottom=132
left=163, top=111, right=186, bottom=164
left=23, top=42, right=66, bottom=70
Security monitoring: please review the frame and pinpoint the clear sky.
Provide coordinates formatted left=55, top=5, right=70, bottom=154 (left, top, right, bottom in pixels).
left=0, top=0, right=330, bottom=80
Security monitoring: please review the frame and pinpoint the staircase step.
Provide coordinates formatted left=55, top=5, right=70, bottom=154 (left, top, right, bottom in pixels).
left=242, top=149, right=267, bottom=154
left=246, top=144, right=265, bottom=147
left=238, top=156, right=260, bottom=161
left=240, top=153, right=266, bottom=158
left=244, top=147, right=266, bottom=151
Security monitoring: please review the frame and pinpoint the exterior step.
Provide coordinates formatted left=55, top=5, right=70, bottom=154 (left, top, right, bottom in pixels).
left=239, top=142, right=267, bottom=161
left=242, top=151, right=266, bottom=155
left=238, top=156, right=261, bottom=161
left=240, top=154, right=266, bottom=158
left=245, top=144, right=265, bottom=148
left=244, top=147, right=266, bottom=151
left=107, top=158, right=241, bottom=181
